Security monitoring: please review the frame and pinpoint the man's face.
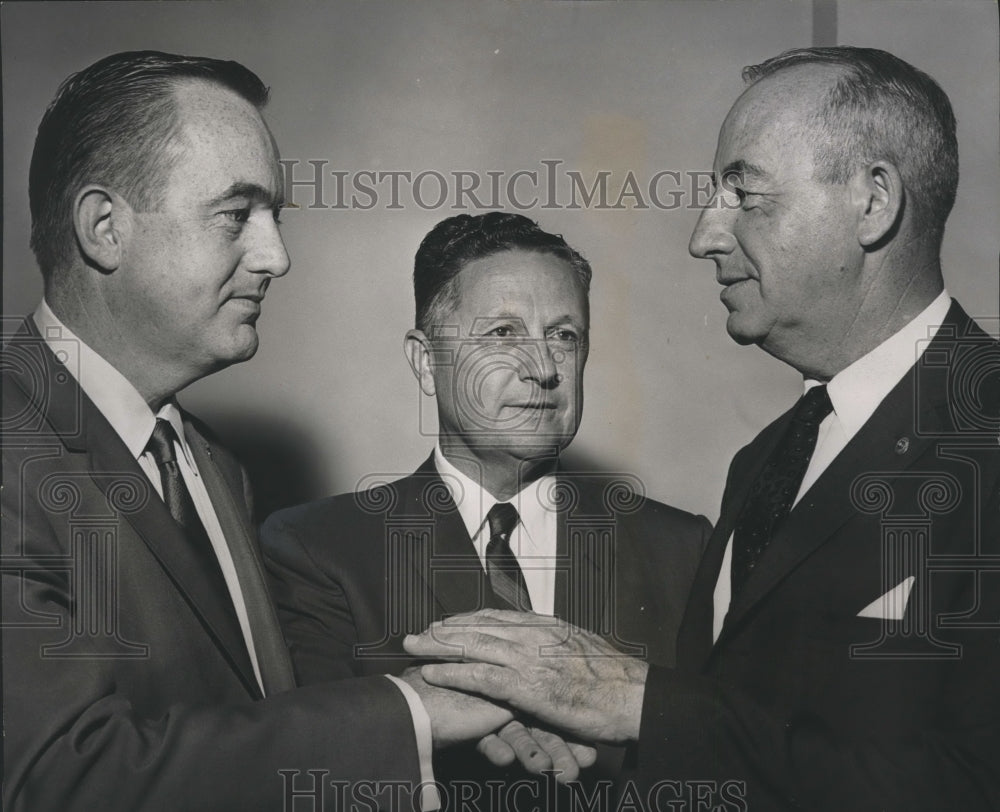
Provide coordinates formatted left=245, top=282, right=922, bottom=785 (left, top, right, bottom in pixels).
left=688, top=66, right=864, bottom=369
left=109, top=79, right=289, bottom=383
left=430, top=249, right=589, bottom=466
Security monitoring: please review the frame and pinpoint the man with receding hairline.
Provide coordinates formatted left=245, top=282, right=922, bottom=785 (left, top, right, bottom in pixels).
left=2, top=51, right=545, bottom=812
left=407, top=47, right=1000, bottom=811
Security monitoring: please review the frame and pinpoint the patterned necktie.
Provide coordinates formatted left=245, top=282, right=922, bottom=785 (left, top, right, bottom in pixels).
left=485, top=502, right=533, bottom=612
left=145, top=419, right=233, bottom=605
left=731, top=385, right=834, bottom=597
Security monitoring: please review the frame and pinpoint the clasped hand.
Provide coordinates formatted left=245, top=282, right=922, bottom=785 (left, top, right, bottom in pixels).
left=399, top=662, right=596, bottom=782
left=403, top=609, right=648, bottom=746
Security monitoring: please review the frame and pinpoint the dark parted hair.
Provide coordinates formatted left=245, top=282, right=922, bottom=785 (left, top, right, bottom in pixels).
left=413, top=212, right=592, bottom=333
left=29, top=50, right=270, bottom=277
left=744, top=46, right=958, bottom=236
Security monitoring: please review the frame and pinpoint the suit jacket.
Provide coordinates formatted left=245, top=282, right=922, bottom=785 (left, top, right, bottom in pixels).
left=261, top=457, right=711, bottom=681
left=637, top=301, right=1000, bottom=811
left=2, top=321, right=421, bottom=812
left=261, top=457, right=710, bottom=803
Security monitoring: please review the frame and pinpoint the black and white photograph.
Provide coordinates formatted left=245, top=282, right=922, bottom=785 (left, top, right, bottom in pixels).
left=3, top=1, right=998, bottom=810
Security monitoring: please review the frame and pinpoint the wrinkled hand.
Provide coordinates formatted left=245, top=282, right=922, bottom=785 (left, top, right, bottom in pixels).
left=477, top=721, right=598, bottom=783
left=401, top=665, right=596, bottom=779
left=404, top=609, right=648, bottom=743
left=399, top=666, right=513, bottom=748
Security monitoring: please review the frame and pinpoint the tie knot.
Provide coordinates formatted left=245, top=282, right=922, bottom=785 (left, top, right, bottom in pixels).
left=146, top=418, right=179, bottom=467
left=487, top=502, right=519, bottom=540
left=794, top=385, right=833, bottom=427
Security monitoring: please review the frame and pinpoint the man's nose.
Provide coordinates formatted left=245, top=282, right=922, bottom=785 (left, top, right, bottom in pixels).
left=689, top=201, right=736, bottom=259
left=248, top=217, right=291, bottom=277
left=521, top=340, right=561, bottom=387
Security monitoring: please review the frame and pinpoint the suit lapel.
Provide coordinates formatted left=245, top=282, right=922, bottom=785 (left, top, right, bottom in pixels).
left=715, top=305, right=964, bottom=643
left=405, top=463, right=607, bottom=621
left=397, top=457, right=501, bottom=616
left=677, top=414, right=791, bottom=670
left=187, top=421, right=296, bottom=694
left=85, top=404, right=262, bottom=696
left=554, top=476, right=610, bottom=633
left=8, top=322, right=262, bottom=697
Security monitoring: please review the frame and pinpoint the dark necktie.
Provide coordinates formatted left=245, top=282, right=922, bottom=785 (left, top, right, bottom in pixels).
left=145, top=419, right=233, bottom=609
left=147, top=419, right=295, bottom=696
left=731, top=385, right=834, bottom=596
left=485, top=502, right=533, bottom=612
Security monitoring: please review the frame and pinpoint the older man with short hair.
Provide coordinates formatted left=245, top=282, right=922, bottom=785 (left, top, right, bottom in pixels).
left=408, top=47, right=1000, bottom=811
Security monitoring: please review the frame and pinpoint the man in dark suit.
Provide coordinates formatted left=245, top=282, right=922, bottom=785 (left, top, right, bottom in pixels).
left=262, top=212, right=711, bottom=794
left=405, top=48, right=1000, bottom=811
left=1, top=51, right=532, bottom=812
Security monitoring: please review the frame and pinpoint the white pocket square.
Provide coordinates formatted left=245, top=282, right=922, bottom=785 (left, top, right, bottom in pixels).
left=856, top=576, right=915, bottom=621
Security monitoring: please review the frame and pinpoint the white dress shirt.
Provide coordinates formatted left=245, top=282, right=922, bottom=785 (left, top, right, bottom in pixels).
left=434, top=446, right=560, bottom=615
left=712, top=291, right=953, bottom=641
left=33, top=300, right=266, bottom=692
left=33, top=301, right=438, bottom=807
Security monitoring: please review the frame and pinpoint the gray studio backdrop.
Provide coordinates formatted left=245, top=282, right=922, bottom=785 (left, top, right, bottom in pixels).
left=4, top=0, right=998, bottom=521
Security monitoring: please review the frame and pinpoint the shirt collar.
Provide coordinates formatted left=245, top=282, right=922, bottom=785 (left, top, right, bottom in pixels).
left=433, top=445, right=556, bottom=544
left=813, top=290, right=952, bottom=436
left=32, top=300, right=185, bottom=460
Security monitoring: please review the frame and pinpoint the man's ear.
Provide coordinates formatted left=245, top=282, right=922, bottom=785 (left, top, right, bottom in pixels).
left=73, top=185, right=126, bottom=271
left=404, top=329, right=437, bottom=397
left=851, top=161, right=904, bottom=248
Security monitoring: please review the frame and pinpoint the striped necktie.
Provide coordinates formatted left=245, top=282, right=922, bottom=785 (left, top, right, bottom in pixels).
left=485, top=502, right=533, bottom=612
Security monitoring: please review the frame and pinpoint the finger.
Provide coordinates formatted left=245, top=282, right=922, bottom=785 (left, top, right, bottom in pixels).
left=527, top=727, right=579, bottom=782
left=408, top=613, right=573, bottom=663
left=406, top=629, right=526, bottom=667
left=420, top=662, right=517, bottom=702
left=439, top=608, right=550, bottom=628
left=402, top=633, right=467, bottom=660
left=567, top=742, right=598, bottom=769
left=437, top=610, right=566, bottom=641
left=497, top=721, right=552, bottom=774
left=410, top=609, right=566, bottom=647
left=476, top=733, right=515, bottom=767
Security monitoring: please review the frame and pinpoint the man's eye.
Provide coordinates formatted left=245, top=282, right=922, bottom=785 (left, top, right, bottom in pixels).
left=223, top=208, right=251, bottom=224
left=488, top=325, right=514, bottom=338
left=552, top=329, right=579, bottom=343
left=731, top=188, right=761, bottom=210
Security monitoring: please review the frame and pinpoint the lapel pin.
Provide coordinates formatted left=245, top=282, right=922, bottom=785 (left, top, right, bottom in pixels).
left=894, top=437, right=910, bottom=455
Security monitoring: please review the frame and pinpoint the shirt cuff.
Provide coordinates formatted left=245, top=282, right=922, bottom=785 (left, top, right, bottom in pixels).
left=385, top=674, right=440, bottom=811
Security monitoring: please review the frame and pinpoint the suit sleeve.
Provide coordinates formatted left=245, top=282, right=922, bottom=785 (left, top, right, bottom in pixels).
left=259, top=507, right=439, bottom=803
left=260, top=507, right=365, bottom=684
left=636, top=486, right=1000, bottom=812
left=2, top=458, right=425, bottom=812
left=638, top=658, right=1000, bottom=811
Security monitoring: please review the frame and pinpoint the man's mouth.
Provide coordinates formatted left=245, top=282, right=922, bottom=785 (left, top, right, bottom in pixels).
left=716, top=270, right=752, bottom=287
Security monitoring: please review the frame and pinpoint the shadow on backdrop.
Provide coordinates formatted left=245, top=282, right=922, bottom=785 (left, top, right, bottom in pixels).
left=195, top=409, right=329, bottom=525
left=559, top=448, right=650, bottom=487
